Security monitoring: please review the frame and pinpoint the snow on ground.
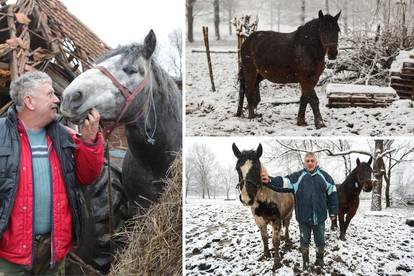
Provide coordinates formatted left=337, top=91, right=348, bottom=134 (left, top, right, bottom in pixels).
left=185, top=41, right=414, bottom=136
left=185, top=198, right=414, bottom=275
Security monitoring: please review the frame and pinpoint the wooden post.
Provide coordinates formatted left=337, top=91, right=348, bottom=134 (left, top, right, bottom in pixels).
left=7, top=5, right=18, bottom=80
left=202, top=26, right=216, bottom=92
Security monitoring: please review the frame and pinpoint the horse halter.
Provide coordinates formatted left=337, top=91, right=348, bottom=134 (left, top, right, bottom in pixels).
left=236, top=179, right=262, bottom=191
left=94, top=65, right=151, bottom=140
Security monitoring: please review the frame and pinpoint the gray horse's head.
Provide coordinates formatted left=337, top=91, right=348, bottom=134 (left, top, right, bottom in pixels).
left=60, top=30, right=157, bottom=123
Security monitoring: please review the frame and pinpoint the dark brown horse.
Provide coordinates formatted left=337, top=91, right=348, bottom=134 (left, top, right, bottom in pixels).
left=331, top=157, right=376, bottom=240
left=232, top=143, right=294, bottom=271
left=237, top=10, right=341, bottom=129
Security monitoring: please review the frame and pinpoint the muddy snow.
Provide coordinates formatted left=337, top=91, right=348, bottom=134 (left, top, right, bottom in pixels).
left=185, top=198, right=414, bottom=275
left=185, top=41, right=414, bottom=136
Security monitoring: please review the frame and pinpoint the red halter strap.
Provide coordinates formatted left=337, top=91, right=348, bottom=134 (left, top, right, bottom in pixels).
left=94, top=65, right=150, bottom=138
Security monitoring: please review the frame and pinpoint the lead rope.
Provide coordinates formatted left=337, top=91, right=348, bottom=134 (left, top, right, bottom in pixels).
left=144, top=81, right=157, bottom=145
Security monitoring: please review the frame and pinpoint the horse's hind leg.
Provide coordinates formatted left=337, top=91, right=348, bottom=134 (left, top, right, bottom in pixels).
left=236, top=68, right=245, bottom=117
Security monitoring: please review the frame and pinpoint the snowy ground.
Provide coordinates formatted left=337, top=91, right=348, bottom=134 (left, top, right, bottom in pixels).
left=185, top=198, right=414, bottom=275
left=185, top=40, right=414, bottom=136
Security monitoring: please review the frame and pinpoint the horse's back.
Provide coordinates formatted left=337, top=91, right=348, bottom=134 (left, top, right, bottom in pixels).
left=241, top=30, right=298, bottom=83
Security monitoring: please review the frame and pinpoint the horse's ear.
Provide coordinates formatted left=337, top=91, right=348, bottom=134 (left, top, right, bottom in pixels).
left=334, top=11, right=341, bottom=21
left=257, top=143, right=263, bottom=158
left=318, top=10, right=324, bottom=21
left=368, top=157, right=373, bottom=166
left=143, top=29, right=157, bottom=59
left=232, top=143, right=241, bottom=158
left=356, top=158, right=361, bottom=166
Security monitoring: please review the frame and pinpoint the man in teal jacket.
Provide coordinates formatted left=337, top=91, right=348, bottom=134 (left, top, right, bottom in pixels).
left=261, top=152, right=338, bottom=270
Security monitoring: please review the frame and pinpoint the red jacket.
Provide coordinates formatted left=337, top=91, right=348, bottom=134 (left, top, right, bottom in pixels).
left=0, top=120, right=104, bottom=266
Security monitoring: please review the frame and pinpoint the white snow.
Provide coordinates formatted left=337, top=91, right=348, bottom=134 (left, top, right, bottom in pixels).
left=186, top=41, right=414, bottom=136
left=185, top=199, right=414, bottom=275
left=325, top=84, right=398, bottom=96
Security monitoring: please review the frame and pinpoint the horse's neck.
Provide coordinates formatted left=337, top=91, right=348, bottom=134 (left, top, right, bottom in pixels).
left=341, top=169, right=362, bottom=198
left=296, top=20, right=325, bottom=59
left=124, top=71, right=181, bottom=172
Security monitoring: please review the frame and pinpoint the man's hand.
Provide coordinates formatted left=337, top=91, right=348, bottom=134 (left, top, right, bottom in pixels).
left=261, top=166, right=269, bottom=184
left=80, top=108, right=100, bottom=144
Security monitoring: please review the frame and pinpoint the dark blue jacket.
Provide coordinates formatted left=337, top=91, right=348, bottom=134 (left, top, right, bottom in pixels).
left=269, top=166, right=338, bottom=225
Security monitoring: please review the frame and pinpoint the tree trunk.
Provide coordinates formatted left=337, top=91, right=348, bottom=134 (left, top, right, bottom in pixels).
left=186, top=0, right=196, bottom=42
left=384, top=156, right=392, bottom=207
left=344, top=0, right=348, bottom=34
left=214, top=0, right=220, bottom=40
left=301, top=0, right=305, bottom=25
left=228, top=8, right=232, bottom=35
left=371, top=140, right=384, bottom=211
left=325, top=0, right=329, bottom=13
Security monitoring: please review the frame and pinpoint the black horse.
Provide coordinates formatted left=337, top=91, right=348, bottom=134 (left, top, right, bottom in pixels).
left=331, top=158, right=375, bottom=240
left=237, top=10, right=341, bottom=129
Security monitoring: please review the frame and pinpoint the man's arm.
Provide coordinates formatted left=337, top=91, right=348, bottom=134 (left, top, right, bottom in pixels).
left=261, top=166, right=295, bottom=193
left=320, top=170, right=339, bottom=218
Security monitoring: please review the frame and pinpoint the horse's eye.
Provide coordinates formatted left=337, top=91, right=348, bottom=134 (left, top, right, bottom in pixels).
left=123, top=66, right=138, bottom=75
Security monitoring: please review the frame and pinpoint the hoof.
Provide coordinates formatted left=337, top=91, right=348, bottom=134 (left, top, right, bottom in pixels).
left=235, top=111, right=242, bottom=117
left=258, top=252, right=271, bottom=261
left=297, top=120, right=308, bottom=126
left=339, top=235, right=346, bottom=241
left=315, top=120, right=326, bottom=129
left=272, top=260, right=282, bottom=271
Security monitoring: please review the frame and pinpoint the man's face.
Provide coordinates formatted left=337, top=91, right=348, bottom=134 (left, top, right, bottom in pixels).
left=304, top=155, right=318, bottom=172
left=27, top=82, right=60, bottom=126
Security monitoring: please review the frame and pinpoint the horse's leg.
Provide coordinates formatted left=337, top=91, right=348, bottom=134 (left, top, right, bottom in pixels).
left=343, top=201, right=359, bottom=239
left=245, top=72, right=261, bottom=119
left=236, top=67, right=246, bottom=116
left=338, top=211, right=346, bottom=240
left=308, top=88, right=326, bottom=129
left=298, top=81, right=310, bottom=126
left=258, top=225, right=271, bottom=260
left=254, top=74, right=263, bottom=117
left=272, top=221, right=282, bottom=271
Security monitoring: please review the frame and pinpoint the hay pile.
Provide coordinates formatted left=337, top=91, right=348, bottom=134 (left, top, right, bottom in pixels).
left=110, top=153, right=182, bottom=276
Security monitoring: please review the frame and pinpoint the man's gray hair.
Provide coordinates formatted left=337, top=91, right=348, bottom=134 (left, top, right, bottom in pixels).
left=9, top=71, right=52, bottom=111
left=304, top=152, right=317, bottom=159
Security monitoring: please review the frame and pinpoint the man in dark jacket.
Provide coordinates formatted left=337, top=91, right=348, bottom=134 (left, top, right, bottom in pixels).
left=261, top=152, right=338, bottom=270
left=0, top=71, right=104, bottom=275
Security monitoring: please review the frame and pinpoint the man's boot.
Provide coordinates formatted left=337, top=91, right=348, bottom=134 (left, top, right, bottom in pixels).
left=300, top=246, right=310, bottom=270
left=315, top=246, right=325, bottom=267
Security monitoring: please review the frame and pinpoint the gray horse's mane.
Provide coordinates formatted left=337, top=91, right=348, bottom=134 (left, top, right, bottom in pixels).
left=95, top=43, right=144, bottom=64
left=95, top=43, right=181, bottom=119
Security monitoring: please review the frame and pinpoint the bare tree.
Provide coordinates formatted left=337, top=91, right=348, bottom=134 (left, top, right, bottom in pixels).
left=224, top=164, right=237, bottom=199
left=325, top=0, right=330, bottom=14
left=190, top=143, right=217, bottom=199
left=222, top=0, right=236, bottom=35
left=213, top=0, right=220, bottom=40
left=186, top=0, right=197, bottom=42
left=382, top=140, right=414, bottom=207
left=167, top=29, right=182, bottom=79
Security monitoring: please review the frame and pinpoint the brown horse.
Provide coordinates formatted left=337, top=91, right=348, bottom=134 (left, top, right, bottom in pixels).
left=232, top=143, right=294, bottom=271
left=331, top=157, right=376, bottom=240
left=237, top=10, right=341, bottom=129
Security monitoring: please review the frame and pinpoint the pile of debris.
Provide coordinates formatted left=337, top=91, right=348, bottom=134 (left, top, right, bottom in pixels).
left=325, top=83, right=399, bottom=108
left=390, top=49, right=414, bottom=99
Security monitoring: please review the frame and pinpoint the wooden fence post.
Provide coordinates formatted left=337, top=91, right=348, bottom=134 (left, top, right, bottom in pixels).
left=202, top=26, right=216, bottom=92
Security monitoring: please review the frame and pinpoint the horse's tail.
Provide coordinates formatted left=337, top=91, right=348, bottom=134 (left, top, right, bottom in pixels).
left=236, top=66, right=245, bottom=116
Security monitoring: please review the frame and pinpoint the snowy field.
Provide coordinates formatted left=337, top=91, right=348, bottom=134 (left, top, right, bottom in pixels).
left=185, top=41, right=414, bottom=136
left=185, top=198, right=414, bottom=275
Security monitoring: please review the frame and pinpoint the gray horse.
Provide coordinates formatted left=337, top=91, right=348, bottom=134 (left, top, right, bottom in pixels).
left=60, top=30, right=182, bottom=273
